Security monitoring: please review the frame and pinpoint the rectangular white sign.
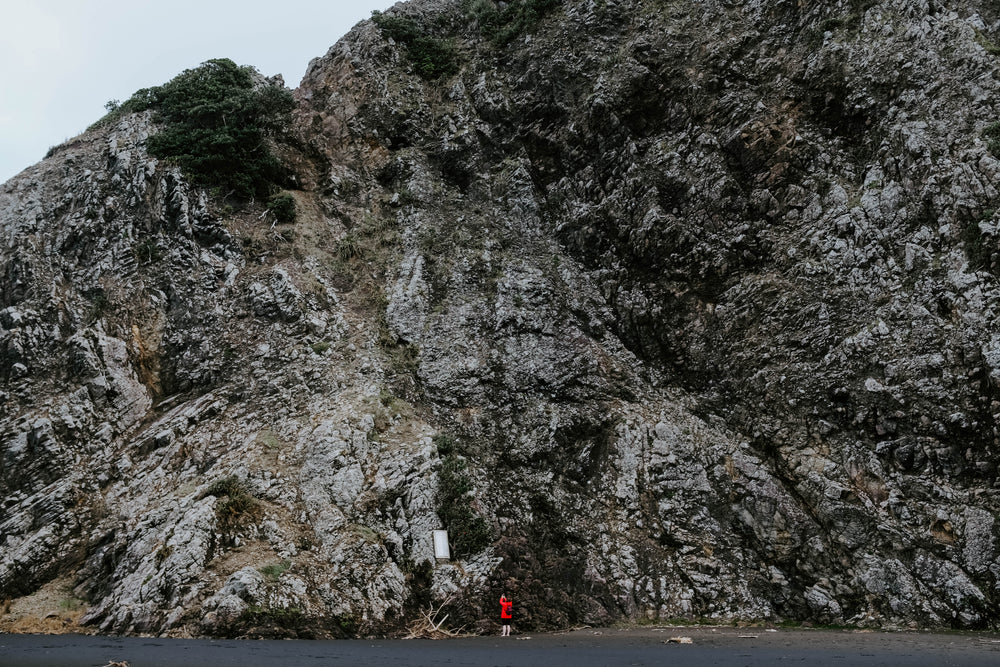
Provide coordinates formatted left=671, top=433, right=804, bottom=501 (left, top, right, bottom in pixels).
left=433, top=529, right=451, bottom=560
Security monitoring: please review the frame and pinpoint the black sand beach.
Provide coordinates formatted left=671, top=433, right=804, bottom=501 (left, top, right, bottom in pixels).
left=2, top=626, right=999, bottom=666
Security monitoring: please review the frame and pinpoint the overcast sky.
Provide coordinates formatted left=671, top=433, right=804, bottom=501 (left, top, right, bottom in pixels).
left=0, top=0, right=397, bottom=184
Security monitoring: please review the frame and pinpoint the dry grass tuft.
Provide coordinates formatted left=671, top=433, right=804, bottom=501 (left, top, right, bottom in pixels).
left=1, top=613, right=90, bottom=635
left=0, top=576, right=94, bottom=635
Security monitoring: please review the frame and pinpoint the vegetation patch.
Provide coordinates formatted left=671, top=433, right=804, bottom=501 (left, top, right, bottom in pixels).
left=237, top=605, right=308, bottom=638
left=403, top=559, right=434, bottom=612
left=335, top=212, right=400, bottom=269
left=204, top=476, right=263, bottom=534
left=435, top=434, right=492, bottom=557
left=331, top=612, right=359, bottom=637
left=465, top=0, right=562, bottom=46
left=259, top=560, right=292, bottom=582
left=226, top=603, right=359, bottom=639
left=975, top=30, right=1000, bottom=56
left=267, top=192, right=297, bottom=223
left=371, top=11, right=460, bottom=80
left=0, top=577, right=92, bottom=635
left=256, top=429, right=284, bottom=451
left=961, top=208, right=998, bottom=275
left=95, top=58, right=294, bottom=200
left=86, top=291, right=109, bottom=324
left=134, top=237, right=164, bottom=264
left=155, top=544, right=174, bottom=566
left=985, top=122, right=1000, bottom=157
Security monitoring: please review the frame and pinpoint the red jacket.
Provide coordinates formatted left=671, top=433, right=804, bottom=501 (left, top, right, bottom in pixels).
left=500, top=596, right=513, bottom=619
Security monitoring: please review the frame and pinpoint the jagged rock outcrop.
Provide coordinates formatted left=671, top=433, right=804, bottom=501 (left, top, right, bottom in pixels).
left=2, top=0, right=1000, bottom=637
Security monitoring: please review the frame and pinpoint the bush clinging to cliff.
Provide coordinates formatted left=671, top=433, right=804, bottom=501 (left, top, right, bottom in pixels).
left=102, top=58, right=294, bottom=199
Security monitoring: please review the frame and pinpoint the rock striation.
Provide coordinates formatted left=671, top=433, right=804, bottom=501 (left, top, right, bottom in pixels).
left=2, top=0, right=1000, bottom=636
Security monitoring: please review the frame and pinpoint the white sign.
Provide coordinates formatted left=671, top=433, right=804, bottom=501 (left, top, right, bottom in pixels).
left=433, top=530, right=451, bottom=561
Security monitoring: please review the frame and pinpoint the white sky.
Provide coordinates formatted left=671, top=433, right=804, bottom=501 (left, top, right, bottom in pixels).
left=0, top=0, right=398, bottom=184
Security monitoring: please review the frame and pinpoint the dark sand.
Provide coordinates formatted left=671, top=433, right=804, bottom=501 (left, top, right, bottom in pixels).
left=2, top=626, right=999, bottom=666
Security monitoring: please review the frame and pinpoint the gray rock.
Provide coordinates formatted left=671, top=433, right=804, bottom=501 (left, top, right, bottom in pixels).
left=2, top=0, right=1000, bottom=638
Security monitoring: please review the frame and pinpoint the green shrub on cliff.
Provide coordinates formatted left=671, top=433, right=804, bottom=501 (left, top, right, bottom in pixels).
left=985, top=121, right=1000, bottom=156
left=204, top=475, right=262, bottom=532
left=267, top=192, right=297, bottom=222
left=466, top=0, right=561, bottom=46
left=97, top=59, right=294, bottom=200
left=371, top=11, right=459, bottom=80
left=435, top=436, right=492, bottom=557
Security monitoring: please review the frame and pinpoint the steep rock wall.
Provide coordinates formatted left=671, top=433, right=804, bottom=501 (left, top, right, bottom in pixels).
left=1, top=0, right=999, bottom=636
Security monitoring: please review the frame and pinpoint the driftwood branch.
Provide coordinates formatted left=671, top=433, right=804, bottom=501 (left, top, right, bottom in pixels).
left=403, top=595, right=466, bottom=639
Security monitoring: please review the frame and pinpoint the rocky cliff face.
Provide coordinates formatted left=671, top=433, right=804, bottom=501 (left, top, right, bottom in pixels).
left=2, top=0, right=1000, bottom=637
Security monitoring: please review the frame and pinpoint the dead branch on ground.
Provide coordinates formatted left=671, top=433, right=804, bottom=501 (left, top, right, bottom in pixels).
left=403, top=596, right=466, bottom=639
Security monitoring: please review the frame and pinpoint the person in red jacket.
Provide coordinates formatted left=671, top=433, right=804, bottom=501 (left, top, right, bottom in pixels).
left=499, top=594, right=513, bottom=636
